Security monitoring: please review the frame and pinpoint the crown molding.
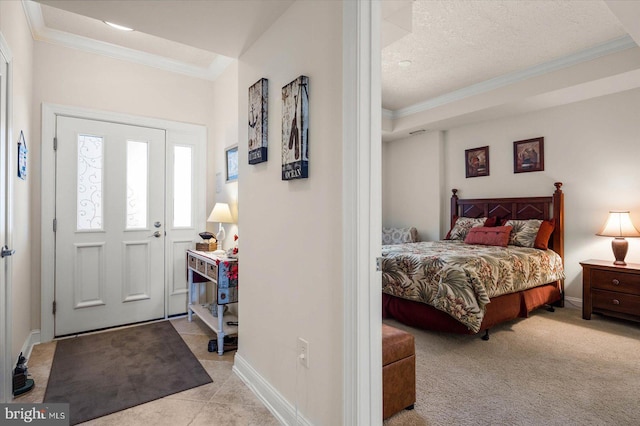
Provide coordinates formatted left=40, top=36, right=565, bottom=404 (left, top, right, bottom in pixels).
left=0, top=31, right=13, bottom=62
left=22, top=0, right=233, bottom=81
left=386, top=35, right=637, bottom=120
left=381, top=108, right=394, bottom=119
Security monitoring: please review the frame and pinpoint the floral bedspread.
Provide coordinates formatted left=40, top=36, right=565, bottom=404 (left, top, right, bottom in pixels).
left=381, top=240, right=565, bottom=332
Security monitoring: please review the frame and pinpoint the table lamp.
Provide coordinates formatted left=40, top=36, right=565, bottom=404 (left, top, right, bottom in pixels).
left=207, top=203, right=233, bottom=255
left=596, top=211, right=640, bottom=266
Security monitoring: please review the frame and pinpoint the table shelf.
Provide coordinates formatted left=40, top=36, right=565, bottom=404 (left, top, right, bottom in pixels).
left=189, top=304, right=238, bottom=336
left=186, top=250, right=238, bottom=355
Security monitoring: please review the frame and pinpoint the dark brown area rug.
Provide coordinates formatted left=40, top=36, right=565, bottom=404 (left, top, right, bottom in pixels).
left=44, top=321, right=212, bottom=425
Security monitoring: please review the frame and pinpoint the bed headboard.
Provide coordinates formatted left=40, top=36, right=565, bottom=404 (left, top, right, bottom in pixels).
left=450, top=182, right=564, bottom=260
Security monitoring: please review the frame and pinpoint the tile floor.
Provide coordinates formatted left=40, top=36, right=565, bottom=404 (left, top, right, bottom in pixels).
left=13, top=317, right=279, bottom=426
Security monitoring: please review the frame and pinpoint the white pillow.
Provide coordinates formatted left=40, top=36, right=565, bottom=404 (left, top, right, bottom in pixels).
left=382, top=227, right=419, bottom=244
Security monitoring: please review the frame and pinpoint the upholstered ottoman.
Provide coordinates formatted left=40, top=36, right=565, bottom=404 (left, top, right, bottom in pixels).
left=382, top=323, right=416, bottom=419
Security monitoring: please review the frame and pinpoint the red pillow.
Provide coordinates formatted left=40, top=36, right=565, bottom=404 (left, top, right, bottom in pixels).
left=464, top=226, right=513, bottom=247
left=445, top=216, right=498, bottom=240
left=484, top=216, right=498, bottom=227
left=534, top=219, right=555, bottom=250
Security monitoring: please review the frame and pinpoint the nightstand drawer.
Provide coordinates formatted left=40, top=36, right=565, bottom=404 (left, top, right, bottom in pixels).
left=591, top=269, right=640, bottom=295
left=592, top=289, right=640, bottom=316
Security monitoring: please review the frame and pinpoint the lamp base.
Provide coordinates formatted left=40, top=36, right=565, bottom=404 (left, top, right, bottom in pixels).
left=612, top=237, right=628, bottom=266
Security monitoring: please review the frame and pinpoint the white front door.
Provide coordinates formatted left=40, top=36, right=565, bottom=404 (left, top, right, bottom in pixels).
left=55, top=116, right=166, bottom=336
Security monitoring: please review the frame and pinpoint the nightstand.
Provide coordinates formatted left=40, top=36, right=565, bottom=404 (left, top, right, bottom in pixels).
left=581, top=259, right=640, bottom=322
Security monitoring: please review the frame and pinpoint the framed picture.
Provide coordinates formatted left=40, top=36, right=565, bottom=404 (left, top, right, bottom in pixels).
left=282, top=75, right=309, bottom=180
left=248, top=78, right=268, bottom=164
left=465, top=146, right=489, bottom=178
left=17, top=131, right=27, bottom=180
left=225, top=145, right=238, bottom=182
left=514, top=137, right=544, bottom=173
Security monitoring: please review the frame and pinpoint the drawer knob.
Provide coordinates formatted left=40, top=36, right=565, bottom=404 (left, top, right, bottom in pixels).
left=612, top=299, right=620, bottom=305
left=612, top=279, right=620, bottom=286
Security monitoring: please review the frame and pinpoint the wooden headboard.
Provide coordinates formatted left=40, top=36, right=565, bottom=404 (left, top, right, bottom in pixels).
left=450, top=182, right=564, bottom=260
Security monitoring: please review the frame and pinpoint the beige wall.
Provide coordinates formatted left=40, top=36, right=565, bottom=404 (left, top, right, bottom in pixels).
left=0, top=0, right=36, bottom=359
left=382, top=131, right=443, bottom=241
left=236, top=1, right=343, bottom=423
left=31, top=41, right=217, bottom=329
left=383, top=88, right=640, bottom=303
left=209, top=60, right=239, bottom=248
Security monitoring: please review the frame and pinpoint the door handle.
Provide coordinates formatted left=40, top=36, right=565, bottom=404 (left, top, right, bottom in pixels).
left=1, top=245, right=15, bottom=258
left=150, top=231, right=162, bottom=238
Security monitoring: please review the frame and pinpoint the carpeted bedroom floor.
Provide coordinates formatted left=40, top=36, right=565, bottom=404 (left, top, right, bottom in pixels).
left=18, top=307, right=640, bottom=425
left=384, top=306, right=640, bottom=426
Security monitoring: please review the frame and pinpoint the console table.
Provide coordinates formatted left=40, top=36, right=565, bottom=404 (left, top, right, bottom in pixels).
left=186, top=250, right=238, bottom=355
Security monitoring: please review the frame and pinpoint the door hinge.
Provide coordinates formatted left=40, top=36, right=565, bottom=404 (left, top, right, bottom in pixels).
left=53, top=218, right=57, bottom=232
left=52, top=300, right=57, bottom=315
left=53, top=137, right=57, bottom=151
left=376, top=257, right=383, bottom=272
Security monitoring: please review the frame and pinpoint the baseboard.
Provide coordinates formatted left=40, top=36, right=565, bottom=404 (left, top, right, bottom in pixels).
left=19, top=329, right=41, bottom=364
left=564, top=296, right=582, bottom=310
left=233, top=353, right=312, bottom=426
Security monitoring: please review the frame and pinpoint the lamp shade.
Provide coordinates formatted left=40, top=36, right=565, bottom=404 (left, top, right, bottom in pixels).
left=596, top=211, right=640, bottom=238
left=207, top=203, right=233, bottom=224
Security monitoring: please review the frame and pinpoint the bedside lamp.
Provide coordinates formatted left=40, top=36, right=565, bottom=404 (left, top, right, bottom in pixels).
left=207, top=203, right=233, bottom=255
left=597, top=211, right=640, bottom=266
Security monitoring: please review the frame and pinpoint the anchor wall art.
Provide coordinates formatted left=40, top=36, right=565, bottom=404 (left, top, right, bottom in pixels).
left=248, top=78, right=268, bottom=165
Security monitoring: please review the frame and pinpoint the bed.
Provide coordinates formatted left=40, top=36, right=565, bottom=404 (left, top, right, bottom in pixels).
left=381, top=182, right=565, bottom=339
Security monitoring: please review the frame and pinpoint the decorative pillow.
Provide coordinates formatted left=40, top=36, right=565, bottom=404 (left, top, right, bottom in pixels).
left=503, top=219, right=543, bottom=247
left=446, top=217, right=489, bottom=241
left=445, top=216, right=498, bottom=239
left=464, top=226, right=513, bottom=247
left=534, top=219, right=555, bottom=250
left=382, top=227, right=419, bottom=245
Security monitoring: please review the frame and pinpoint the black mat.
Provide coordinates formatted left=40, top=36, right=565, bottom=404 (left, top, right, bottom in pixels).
left=44, top=321, right=212, bottom=425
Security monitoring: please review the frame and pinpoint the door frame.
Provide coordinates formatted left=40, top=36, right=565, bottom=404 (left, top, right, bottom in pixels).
left=41, top=103, right=207, bottom=342
left=342, top=2, right=382, bottom=424
left=0, top=31, right=13, bottom=404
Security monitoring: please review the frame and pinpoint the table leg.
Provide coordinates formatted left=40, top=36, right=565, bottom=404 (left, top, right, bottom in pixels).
left=188, top=269, right=194, bottom=322
left=217, top=304, right=224, bottom=355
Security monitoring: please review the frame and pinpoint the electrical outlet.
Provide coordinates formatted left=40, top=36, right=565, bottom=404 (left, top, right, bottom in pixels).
left=297, top=337, right=309, bottom=368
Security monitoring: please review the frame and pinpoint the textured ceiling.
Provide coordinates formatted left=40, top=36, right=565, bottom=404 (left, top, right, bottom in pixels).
left=382, top=0, right=628, bottom=111
left=29, top=0, right=631, bottom=116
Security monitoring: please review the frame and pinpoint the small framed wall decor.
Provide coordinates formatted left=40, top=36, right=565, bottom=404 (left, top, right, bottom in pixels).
left=225, top=145, right=238, bottom=182
left=248, top=78, right=268, bottom=164
left=465, top=146, right=489, bottom=178
left=282, top=75, right=309, bottom=180
left=514, top=137, right=544, bottom=173
left=17, top=131, right=27, bottom=180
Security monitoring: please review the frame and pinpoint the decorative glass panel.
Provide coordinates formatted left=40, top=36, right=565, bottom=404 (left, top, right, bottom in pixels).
left=173, top=146, right=192, bottom=227
left=126, top=141, right=148, bottom=229
left=77, top=135, right=103, bottom=230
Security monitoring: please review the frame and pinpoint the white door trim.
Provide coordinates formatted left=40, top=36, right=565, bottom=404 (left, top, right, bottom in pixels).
left=41, top=103, right=206, bottom=342
left=0, top=31, right=14, bottom=404
left=342, top=2, right=382, bottom=425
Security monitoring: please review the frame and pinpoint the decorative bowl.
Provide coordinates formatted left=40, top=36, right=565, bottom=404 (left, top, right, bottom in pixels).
left=199, top=232, right=215, bottom=241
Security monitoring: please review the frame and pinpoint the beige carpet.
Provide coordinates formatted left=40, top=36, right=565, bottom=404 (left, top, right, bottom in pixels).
left=384, top=307, right=640, bottom=426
